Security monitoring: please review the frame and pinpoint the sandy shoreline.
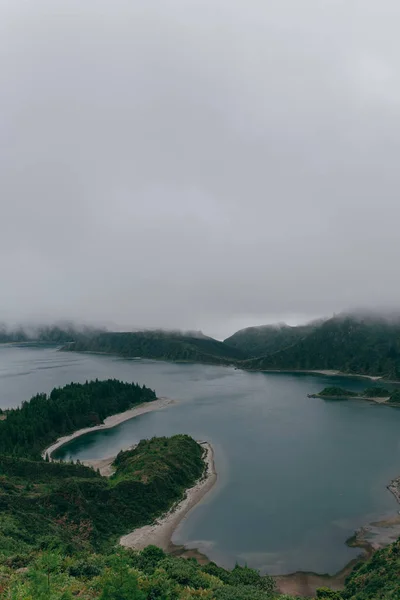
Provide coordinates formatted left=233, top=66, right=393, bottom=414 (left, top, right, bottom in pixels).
left=41, top=398, right=217, bottom=560
left=42, top=397, right=175, bottom=459
left=38, top=371, right=393, bottom=596
left=308, top=369, right=382, bottom=381
left=255, top=368, right=383, bottom=381
left=79, top=443, right=217, bottom=558
left=120, top=442, right=217, bottom=552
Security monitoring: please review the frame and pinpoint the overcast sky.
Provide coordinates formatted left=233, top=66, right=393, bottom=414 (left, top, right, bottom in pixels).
left=1, top=1, right=400, bottom=338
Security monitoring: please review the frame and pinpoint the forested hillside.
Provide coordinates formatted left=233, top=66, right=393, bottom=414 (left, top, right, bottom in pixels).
left=62, top=330, right=247, bottom=364
left=224, top=322, right=317, bottom=357
left=0, top=432, right=281, bottom=600
left=8, top=313, right=400, bottom=380
left=0, top=435, right=204, bottom=554
left=243, top=315, right=400, bottom=379
left=56, top=313, right=400, bottom=380
left=0, top=379, right=156, bottom=459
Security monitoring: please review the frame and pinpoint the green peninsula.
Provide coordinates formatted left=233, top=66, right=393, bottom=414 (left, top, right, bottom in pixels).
left=309, top=386, right=400, bottom=404
left=0, top=379, right=279, bottom=600
left=0, top=379, right=156, bottom=459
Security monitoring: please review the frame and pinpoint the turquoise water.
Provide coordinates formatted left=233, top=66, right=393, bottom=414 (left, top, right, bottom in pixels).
left=2, top=344, right=400, bottom=574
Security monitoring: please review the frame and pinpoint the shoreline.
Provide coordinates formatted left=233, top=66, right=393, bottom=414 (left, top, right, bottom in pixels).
left=275, top=528, right=377, bottom=595
left=251, top=368, right=384, bottom=381
left=388, top=476, right=400, bottom=503
left=40, top=398, right=218, bottom=563
left=61, top=348, right=396, bottom=383
left=120, top=441, right=217, bottom=553
left=38, top=365, right=396, bottom=595
left=41, top=396, right=175, bottom=459
left=308, top=369, right=382, bottom=381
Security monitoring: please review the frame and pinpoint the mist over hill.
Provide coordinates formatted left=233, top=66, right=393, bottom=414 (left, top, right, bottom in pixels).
left=224, top=321, right=321, bottom=358
left=5, top=311, right=400, bottom=379
left=62, top=329, right=247, bottom=364
left=0, top=322, right=104, bottom=344
left=243, top=313, right=400, bottom=379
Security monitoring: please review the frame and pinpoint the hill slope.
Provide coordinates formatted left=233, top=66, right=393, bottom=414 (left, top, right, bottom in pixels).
left=0, top=435, right=204, bottom=555
left=244, top=314, right=400, bottom=378
left=0, top=379, right=156, bottom=459
left=224, top=322, right=318, bottom=357
left=62, top=330, right=247, bottom=364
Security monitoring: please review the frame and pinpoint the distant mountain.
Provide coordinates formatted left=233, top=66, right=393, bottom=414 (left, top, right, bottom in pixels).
left=243, top=314, right=400, bottom=379
left=62, top=330, right=247, bottom=364
left=0, top=323, right=102, bottom=344
left=224, top=322, right=319, bottom=358
left=11, top=312, right=400, bottom=379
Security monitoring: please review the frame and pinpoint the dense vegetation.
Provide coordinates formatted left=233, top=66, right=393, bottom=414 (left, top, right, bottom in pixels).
left=342, top=538, right=400, bottom=599
left=62, top=330, right=247, bottom=364
left=0, top=379, right=156, bottom=459
left=51, top=313, right=400, bottom=381
left=10, top=312, right=400, bottom=380
left=313, top=386, right=400, bottom=402
left=0, top=546, right=280, bottom=599
left=0, top=435, right=204, bottom=554
left=0, top=427, right=282, bottom=600
left=0, top=376, right=399, bottom=598
left=224, top=323, right=318, bottom=358
left=314, top=387, right=359, bottom=398
left=243, top=315, right=400, bottom=379
left=2, top=534, right=400, bottom=599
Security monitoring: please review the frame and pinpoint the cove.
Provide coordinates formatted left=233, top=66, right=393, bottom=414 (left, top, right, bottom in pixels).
left=2, top=345, right=400, bottom=575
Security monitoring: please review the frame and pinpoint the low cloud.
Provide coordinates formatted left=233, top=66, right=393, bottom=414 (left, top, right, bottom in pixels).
left=1, top=0, right=400, bottom=338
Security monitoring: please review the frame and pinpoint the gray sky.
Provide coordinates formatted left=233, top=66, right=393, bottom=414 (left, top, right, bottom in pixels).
left=1, top=0, right=400, bottom=339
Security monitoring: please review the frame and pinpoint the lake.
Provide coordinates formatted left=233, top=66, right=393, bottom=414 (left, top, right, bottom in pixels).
left=2, top=344, right=400, bottom=575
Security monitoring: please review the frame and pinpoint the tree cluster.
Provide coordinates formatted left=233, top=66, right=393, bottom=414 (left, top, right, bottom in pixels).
left=0, top=379, right=156, bottom=458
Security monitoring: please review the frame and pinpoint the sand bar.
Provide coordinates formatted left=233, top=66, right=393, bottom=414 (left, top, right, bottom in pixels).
left=257, top=369, right=383, bottom=381
left=308, top=370, right=383, bottom=381
left=42, top=397, right=175, bottom=459
left=120, top=442, right=217, bottom=552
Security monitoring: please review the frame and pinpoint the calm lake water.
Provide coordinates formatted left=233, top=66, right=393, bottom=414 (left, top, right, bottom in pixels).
left=2, top=344, right=400, bottom=575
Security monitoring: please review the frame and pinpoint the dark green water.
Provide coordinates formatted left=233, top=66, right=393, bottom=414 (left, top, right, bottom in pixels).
left=2, top=345, right=400, bottom=575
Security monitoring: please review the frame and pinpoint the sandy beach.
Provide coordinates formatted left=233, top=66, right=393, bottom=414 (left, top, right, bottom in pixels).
left=120, top=442, right=217, bottom=552
left=42, top=396, right=175, bottom=459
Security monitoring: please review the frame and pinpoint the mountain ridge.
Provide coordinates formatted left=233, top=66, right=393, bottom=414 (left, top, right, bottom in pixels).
left=242, top=314, right=400, bottom=378
left=5, top=313, right=400, bottom=379
left=62, top=330, right=247, bottom=365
